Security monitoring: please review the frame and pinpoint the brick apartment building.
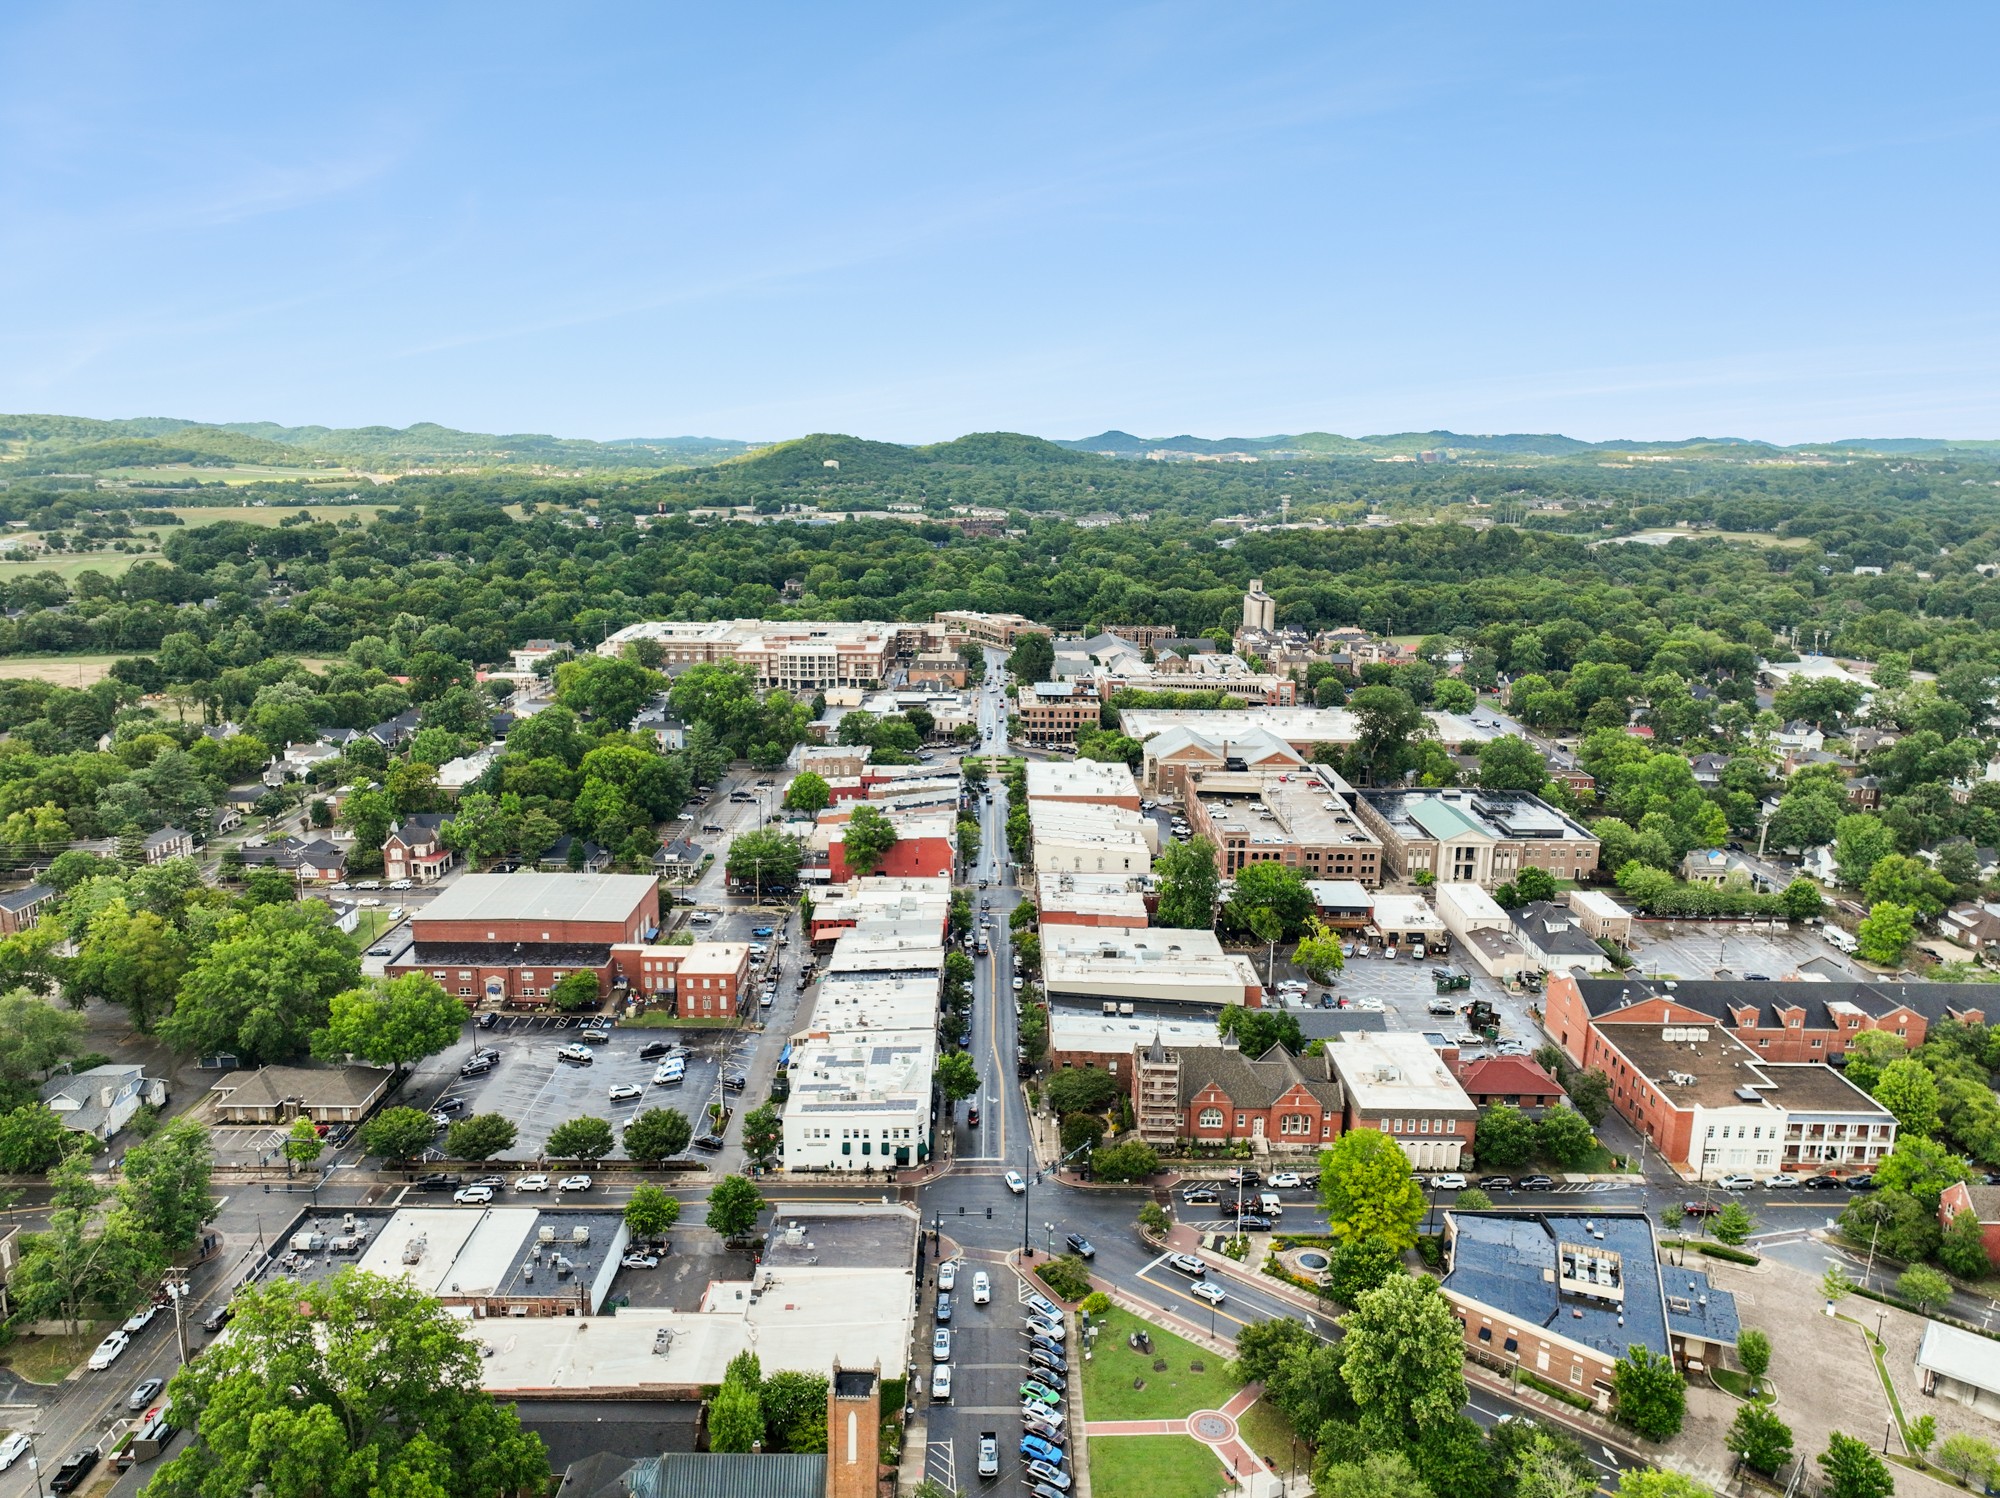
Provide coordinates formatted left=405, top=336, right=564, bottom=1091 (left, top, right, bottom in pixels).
left=1937, top=1181, right=2000, bottom=1270
left=1016, top=681, right=1100, bottom=750
left=1182, top=764, right=1383, bottom=885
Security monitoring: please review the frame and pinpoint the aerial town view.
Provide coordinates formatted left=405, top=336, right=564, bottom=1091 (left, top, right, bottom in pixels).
left=0, top=7, right=1995, bottom=1498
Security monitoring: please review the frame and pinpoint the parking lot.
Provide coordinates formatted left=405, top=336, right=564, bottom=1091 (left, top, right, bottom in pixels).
left=1625, top=919, right=1857, bottom=981
left=922, top=1256, right=1074, bottom=1498
left=418, top=1023, right=761, bottom=1162
left=1257, top=938, right=1541, bottom=1056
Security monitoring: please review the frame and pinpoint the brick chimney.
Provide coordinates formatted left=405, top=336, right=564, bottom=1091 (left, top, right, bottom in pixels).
left=826, top=1360, right=880, bottom=1498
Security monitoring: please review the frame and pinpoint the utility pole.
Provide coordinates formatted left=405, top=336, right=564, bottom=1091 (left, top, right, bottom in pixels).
left=166, top=1268, right=192, bottom=1367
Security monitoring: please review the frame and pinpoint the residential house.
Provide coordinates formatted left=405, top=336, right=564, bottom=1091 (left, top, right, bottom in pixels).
left=512, top=640, right=575, bottom=672
left=0, top=882, right=57, bottom=936
left=654, top=836, right=704, bottom=881
left=537, top=835, right=610, bottom=873
left=208, top=1064, right=393, bottom=1124
left=1940, top=902, right=2000, bottom=954
left=239, top=836, right=349, bottom=883
left=1690, top=754, right=1730, bottom=789
left=368, top=708, right=423, bottom=749
left=1510, top=900, right=1614, bottom=974
left=633, top=696, right=687, bottom=751
left=384, top=814, right=454, bottom=883
left=143, top=826, right=194, bottom=864
left=1847, top=774, right=1883, bottom=810
left=40, top=1065, right=167, bottom=1141
left=1937, top=1182, right=2000, bottom=1271
left=437, top=745, right=499, bottom=795
left=1456, top=1054, right=1565, bottom=1110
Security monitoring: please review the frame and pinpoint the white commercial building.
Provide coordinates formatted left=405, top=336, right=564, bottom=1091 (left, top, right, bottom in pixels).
left=1325, top=1031, right=1480, bottom=1172
left=1120, top=706, right=1495, bottom=754
left=1369, top=893, right=1447, bottom=949
left=783, top=1034, right=935, bottom=1171
left=1436, top=881, right=1531, bottom=977
left=1042, top=926, right=1262, bottom=1010
left=1028, top=800, right=1156, bottom=876
left=1024, top=759, right=1143, bottom=810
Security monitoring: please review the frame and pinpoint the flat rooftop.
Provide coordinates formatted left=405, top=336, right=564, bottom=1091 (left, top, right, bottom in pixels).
left=1306, top=879, right=1373, bottom=912
left=1593, top=1021, right=1777, bottom=1110
left=1444, top=1211, right=1676, bottom=1364
left=1364, top=789, right=1593, bottom=844
left=1326, top=1031, right=1477, bottom=1113
left=1120, top=706, right=1494, bottom=745
left=1194, top=771, right=1378, bottom=851
left=1026, top=760, right=1140, bottom=800
left=1372, top=894, right=1446, bottom=929
left=418, top=872, right=658, bottom=926
left=1758, top=1062, right=1894, bottom=1117
left=763, top=1202, right=919, bottom=1273
left=788, top=1037, right=935, bottom=1110
left=1050, top=1008, right=1221, bottom=1050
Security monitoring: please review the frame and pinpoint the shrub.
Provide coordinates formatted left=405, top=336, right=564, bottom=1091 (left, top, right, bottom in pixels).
left=1035, top=1254, right=1092, bottom=1303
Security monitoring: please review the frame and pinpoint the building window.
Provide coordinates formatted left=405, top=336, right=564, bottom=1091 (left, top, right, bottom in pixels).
left=1477, top=1327, right=1492, bottom=1343
left=1235, top=1114, right=1246, bottom=1129
left=1570, top=1364, right=1584, bottom=1386
left=1503, top=1336, right=1519, bottom=1354
left=1199, top=1108, right=1223, bottom=1129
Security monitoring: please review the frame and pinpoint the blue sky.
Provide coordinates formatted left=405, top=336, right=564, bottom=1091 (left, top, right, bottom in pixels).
left=3, top=4, right=1997, bottom=444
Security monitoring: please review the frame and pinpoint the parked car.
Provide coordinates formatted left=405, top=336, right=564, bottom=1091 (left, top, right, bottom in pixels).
left=938, top=1261, right=957, bottom=1292
left=122, top=1303, right=160, bottom=1334
left=622, top=1252, right=661, bottom=1269
left=1025, top=1460, right=1071, bottom=1491
left=1019, top=1380, right=1063, bottom=1407
left=722, top=1073, right=747, bottom=1092
left=556, top=1045, right=593, bottom=1065
left=1189, top=1280, right=1226, bottom=1305
left=1266, top=1171, right=1302, bottom=1189
left=88, top=1330, right=131, bottom=1370
left=1431, top=1173, right=1468, bottom=1190
left=936, top=1292, right=954, bottom=1323
left=1716, top=1174, right=1757, bottom=1191
left=608, top=1083, right=642, bottom=1102
left=752, top=926, right=776, bottom=938
left=1847, top=1174, right=1877, bottom=1191
left=1517, top=1175, right=1555, bottom=1191
left=978, top=1434, right=1001, bottom=1478
left=934, top=1327, right=952, bottom=1361
left=1181, top=1187, right=1219, bottom=1206
left=515, top=1173, right=551, bottom=1192
left=1477, top=1175, right=1514, bottom=1190
left=639, top=1041, right=676, bottom=1060
left=1025, top=1319, right=1065, bottom=1343
left=49, top=1449, right=99, bottom=1494
left=1020, top=1434, right=1065, bottom=1467
left=654, top=1062, right=686, bottom=1086
left=557, top=1175, right=593, bottom=1192
left=1021, top=1407, right=1066, bottom=1439
left=692, top=1132, right=726, bottom=1151
left=128, top=1376, right=165, bottom=1410
left=452, top=1185, right=494, bottom=1205
left=931, top=1364, right=953, bottom=1401
left=459, top=1057, right=494, bottom=1078
left=1027, top=1347, right=1067, bottom=1376
left=1763, top=1174, right=1799, bottom=1189
left=0, top=1433, right=29, bottom=1471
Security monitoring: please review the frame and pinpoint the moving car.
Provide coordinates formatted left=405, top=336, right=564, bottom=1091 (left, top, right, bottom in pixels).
left=1164, top=1252, right=1206, bottom=1277
left=1189, top=1280, right=1226, bottom=1305
left=931, top=1365, right=953, bottom=1401
left=128, top=1376, right=165, bottom=1410
left=1064, top=1232, right=1095, bottom=1259
left=1682, top=1200, right=1721, bottom=1217
left=972, top=1270, right=991, bottom=1304
left=515, top=1174, right=551, bottom=1192
left=692, top=1132, right=726, bottom=1151
left=1266, top=1171, right=1302, bottom=1189
left=556, top=1045, right=594, bottom=1065
left=123, top=1303, right=160, bottom=1334
left=88, top=1330, right=130, bottom=1370
left=621, top=1252, right=661, bottom=1269
left=557, top=1174, right=593, bottom=1192
left=453, top=1185, right=494, bottom=1205
left=0, top=1433, right=28, bottom=1471
left=609, top=1083, right=642, bottom=1102
left=1005, top=1169, right=1026, bottom=1194
left=1181, top=1187, right=1219, bottom=1206
left=1236, top=1214, right=1272, bottom=1231
left=934, top=1327, right=952, bottom=1361
left=459, top=1057, right=494, bottom=1078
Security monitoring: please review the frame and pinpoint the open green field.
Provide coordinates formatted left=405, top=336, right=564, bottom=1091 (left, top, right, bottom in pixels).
left=1083, top=1306, right=1242, bottom=1421
left=0, top=1325, right=112, bottom=1384
left=1234, top=1396, right=1300, bottom=1471
left=105, top=463, right=363, bottom=485
left=1087, top=1436, right=1226, bottom=1498
left=146, top=503, right=397, bottom=528
left=0, top=551, right=145, bottom=582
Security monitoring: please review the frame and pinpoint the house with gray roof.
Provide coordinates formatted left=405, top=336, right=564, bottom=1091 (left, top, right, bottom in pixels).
left=1509, top=900, right=1613, bottom=974
left=1133, top=1039, right=1342, bottom=1150
left=0, top=882, right=56, bottom=935
left=41, top=1064, right=168, bottom=1141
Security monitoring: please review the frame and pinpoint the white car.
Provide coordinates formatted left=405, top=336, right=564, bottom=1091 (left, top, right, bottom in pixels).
left=515, top=1173, right=551, bottom=1192
left=1190, top=1280, right=1227, bottom=1306
left=933, top=1327, right=952, bottom=1360
left=1012, top=977, right=1024, bottom=991
left=453, top=1185, right=494, bottom=1205
left=622, top=1252, right=661, bottom=1269
left=0, top=1432, right=29, bottom=1471
left=558, top=1175, right=593, bottom=1192
left=1432, top=1173, right=1468, bottom=1190
left=1716, top=1174, right=1757, bottom=1191
left=972, top=1270, right=991, bottom=1304
left=389, top=879, right=413, bottom=890
left=653, top=1063, right=685, bottom=1086
left=931, top=1363, right=952, bottom=1401
left=609, top=1083, right=642, bottom=1102
left=122, top=1303, right=160, bottom=1334
left=1005, top=1169, right=1026, bottom=1194
left=938, top=1261, right=957, bottom=1292
left=1266, top=1172, right=1302, bottom=1190
left=1350, top=997, right=1385, bottom=1012
left=88, top=1330, right=131, bottom=1370
left=1763, top=1174, right=1799, bottom=1190
left=358, top=897, right=383, bottom=907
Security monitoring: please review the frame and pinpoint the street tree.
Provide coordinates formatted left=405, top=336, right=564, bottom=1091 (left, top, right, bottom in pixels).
left=706, top=1174, right=766, bottom=1240
left=159, top=900, right=360, bottom=1064
left=1090, top=1142, right=1159, bottom=1182
left=146, top=1267, right=549, bottom=1498
left=1726, top=1403, right=1794, bottom=1477
left=554, top=654, right=664, bottom=730
left=1007, top=633, right=1054, bottom=684
left=1153, top=836, right=1221, bottom=928
left=1817, top=1432, right=1894, bottom=1498
left=1227, top=861, right=1315, bottom=937
left=1233, top=1316, right=1316, bottom=1383
left=445, top=1113, right=517, bottom=1161
left=741, top=1104, right=782, bottom=1169
left=1319, top=1128, right=1427, bottom=1247
left=1474, top=1103, right=1537, bottom=1167
left=1292, top=916, right=1346, bottom=985
left=1712, top=1202, right=1754, bottom=1246
left=313, top=973, right=466, bottom=1070
left=624, top=1107, right=694, bottom=1163
left=841, top=804, right=900, bottom=876
left=1338, top=1274, right=1467, bottom=1434
left=9, top=1153, right=164, bottom=1333
left=1611, top=1345, right=1686, bottom=1439
left=1739, top=1329, right=1772, bottom=1384
left=1324, top=1236, right=1403, bottom=1306
left=1873, top=1135, right=1971, bottom=1209
left=726, top=828, right=804, bottom=891
left=1872, top=1058, right=1941, bottom=1137
left=1855, top=901, right=1915, bottom=965
left=547, top=1116, right=615, bottom=1162
left=358, top=1107, right=439, bottom=1164
left=1936, top=1433, right=2000, bottom=1489
left=624, top=1183, right=682, bottom=1240
left=120, top=1116, right=216, bottom=1256
left=784, top=771, right=831, bottom=814
left=281, top=1117, right=324, bottom=1175
left=1896, top=1263, right=1952, bottom=1314
left=1612, top=1476, right=1712, bottom=1498
left=936, top=1050, right=980, bottom=1109
left=1312, top=1451, right=1433, bottom=1498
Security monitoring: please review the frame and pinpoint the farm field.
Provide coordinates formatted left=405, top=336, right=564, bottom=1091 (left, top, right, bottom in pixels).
left=102, top=463, right=368, bottom=485
left=0, top=653, right=340, bottom=686
left=146, top=503, right=398, bottom=527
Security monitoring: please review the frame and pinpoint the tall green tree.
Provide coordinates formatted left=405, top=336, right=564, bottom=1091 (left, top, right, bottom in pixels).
left=281, top=1116, right=324, bottom=1175
left=147, top=1268, right=549, bottom=1498
left=1854, top=901, right=1914, bottom=965
left=159, top=900, right=360, bottom=1064
left=68, top=899, right=189, bottom=1031
left=624, top=1183, right=682, bottom=1240
left=623, top=1107, right=694, bottom=1163
left=841, top=804, right=900, bottom=875
left=936, top=1050, right=980, bottom=1107
left=313, top=973, right=466, bottom=1070
left=445, top=1113, right=517, bottom=1161
left=784, top=771, right=831, bottom=814
left=358, top=1107, right=438, bottom=1164
left=120, top=1116, right=217, bottom=1256
left=1338, top=1274, right=1467, bottom=1435
left=1816, top=1432, right=1894, bottom=1498
left=1872, top=1058, right=1941, bottom=1137
left=706, top=1174, right=766, bottom=1240
left=1319, top=1128, right=1427, bottom=1247
left=741, top=1103, right=783, bottom=1169
left=1611, top=1345, right=1686, bottom=1439
left=1726, top=1403, right=1793, bottom=1477
left=1153, top=836, right=1221, bottom=928
left=547, top=1116, right=615, bottom=1162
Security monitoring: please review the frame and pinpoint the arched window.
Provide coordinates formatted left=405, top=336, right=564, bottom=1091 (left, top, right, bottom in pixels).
left=1198, top=1107, right=1224, bottom=1129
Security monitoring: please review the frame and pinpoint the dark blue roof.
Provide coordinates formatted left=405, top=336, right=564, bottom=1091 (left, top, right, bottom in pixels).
left=1664, top=1267, right=1740, bottom=1348
left=1444, top=1211, right=1708, bottom=1363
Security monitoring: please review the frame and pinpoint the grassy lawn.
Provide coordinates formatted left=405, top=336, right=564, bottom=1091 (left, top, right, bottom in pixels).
left=0, top=1326, right=110, bottom=1384
left=0, top=552, right=145, bottom=581
left=1083, top=1306, right=1242, bottom=1422
left=1087, top=1435, right=1225, bottom=1498
left=149, top=502, right=394, bottom=525
left=1235, top=1396, right=1301, bottom=1474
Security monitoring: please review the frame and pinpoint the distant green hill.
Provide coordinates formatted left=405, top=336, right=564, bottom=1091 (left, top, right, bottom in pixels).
left=1053, top=427, right=1998, bottom=460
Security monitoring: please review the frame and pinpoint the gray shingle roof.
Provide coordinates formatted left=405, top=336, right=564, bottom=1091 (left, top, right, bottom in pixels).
left=1177, top=1043, right=1341, bottom=1111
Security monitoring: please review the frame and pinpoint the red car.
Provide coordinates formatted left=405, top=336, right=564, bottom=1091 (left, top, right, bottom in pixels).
left=1682, top=1200, right=1721, bottom=1217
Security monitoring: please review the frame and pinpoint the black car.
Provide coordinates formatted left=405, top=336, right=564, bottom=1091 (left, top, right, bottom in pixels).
left=1478, top=1175, right=1514, bottom=1190
left=1236, top=1214, right=1272, bottom=1231
left=1846, top=1174, right=1877, bottom=1191
left=692, top=1133, right=726, bottom=1152
left=202, top=1303, right=233, bottom=1333
left=412, top=1173, right=463, bottom=1191
left=722, top=1073, right=747, bottom=1092
left=433, top=1095, right=467, bottom=1115
left=50, top=1450, right=99, bottom=1494
left=459, top=1058, right=494, bottom=1078
left=1064, top=1233, right=1096, bottom=1260
left=477, top=1011, right=499, bottom=1029
left=1181, top=1188, right=1219, bottom=1205
left=1517, top=1175, right=1555, bottom=1191
left=1802, top=1174, right=1846, bottom=1191
left=639, top=1041, right=674, bottom=1060
left=1027, top=1347, right=1068, bottom=1375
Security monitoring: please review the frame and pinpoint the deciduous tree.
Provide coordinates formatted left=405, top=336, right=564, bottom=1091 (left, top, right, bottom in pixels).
left=1817, top=1431, right=1894, bottom=1498
left=624, top=1183, right=681, bottom=1240
left=547, top=1116, right=614, bottom=1162
left=445, top=1113, right=517, bottom=1161
left=1338, top=1274, right=1466, bottom=1434
left=1154, top=836, right=1221, bottom=928
left=1319, top=1128, right=1427, bottom=1248
left=624, top=1107, right=694, bottom=1163
left=159, top=900, right=359, bottom=1064
left=706, top=1174, right=765, bottom=1240
left=1726, top=1403, right=1793, bottom=1477
left=314, top=973, right=466, bottom=1069
left=1612, top=1345, right=1686, bottom=1440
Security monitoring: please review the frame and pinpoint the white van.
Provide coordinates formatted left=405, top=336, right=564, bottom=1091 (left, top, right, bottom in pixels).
left=1825, top=926, right=1858, bottom=954
left=1258, top=1192, right=1283, bottom=1217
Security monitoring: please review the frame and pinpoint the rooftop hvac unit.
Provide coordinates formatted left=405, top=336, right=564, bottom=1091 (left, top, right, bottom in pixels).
left=539, top=1226, right=556, bottom=1243
left=571, top=1226, right=590, bottom=1244
left=402, top=1235, right=427, bottom=1265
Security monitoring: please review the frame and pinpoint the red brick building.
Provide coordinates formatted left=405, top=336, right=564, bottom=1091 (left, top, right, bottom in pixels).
left=1130, top=1040, right=1344, bottom=1151
left=1456, top=1054, right=1565, bottom=1110
left=383, top=814, right=454, bottom=884
left=824, top=814, right=956, bottom=882
left=1938, top=1181, right=2000, bottom=1270
left=387, top=872, right=660, bottom=1007
left=613, top=940, right=751, bottom=1019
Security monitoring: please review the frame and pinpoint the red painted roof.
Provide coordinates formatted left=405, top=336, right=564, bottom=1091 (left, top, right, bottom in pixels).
left=1456, top=1054, right=1563, bottom=1097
